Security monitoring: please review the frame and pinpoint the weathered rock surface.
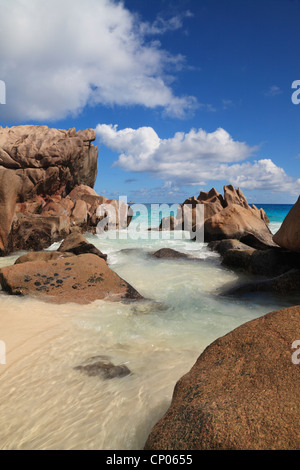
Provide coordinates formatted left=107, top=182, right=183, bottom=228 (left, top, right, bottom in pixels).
left=222, top=247, right=255, bottom=272
left=273, top=196, right=300, bottom=253
left=8, top=214, right=71, bottom=252
left=58, top=233, right=107, bottom=261
left=204, top=204, right=274, bottom=245
left=75, top=356, right=131, bottom=380
left=0, top=253, right=143, bottom=304
left=0, top=125, right=98, bottom=192
left=145, top=306, right=300, bottom=450
left=0, top=125, right=97, bottom=254
left=0, top=169, right=22, bottom=252
left=0, top=126, right=133, bottom=254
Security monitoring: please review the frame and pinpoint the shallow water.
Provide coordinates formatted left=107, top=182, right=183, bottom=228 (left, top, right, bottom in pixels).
left=0, top=220, right=295, bottom=450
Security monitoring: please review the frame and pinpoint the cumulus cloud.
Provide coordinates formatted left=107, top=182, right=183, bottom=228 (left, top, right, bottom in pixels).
left=96, top=123, right=300, bottom=195
left=0, top=0, right=196, bottom=121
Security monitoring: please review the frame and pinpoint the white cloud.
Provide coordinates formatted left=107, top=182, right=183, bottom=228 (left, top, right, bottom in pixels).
left=96, top=123, right=300, bottom=195
left=0, top=0, right=196, bottom=121
left=265, top=85, right=282, bottom=97
left=140, top=11, right=193, bottom=35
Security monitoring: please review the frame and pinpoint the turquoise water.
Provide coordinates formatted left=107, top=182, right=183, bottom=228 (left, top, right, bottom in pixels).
left=258, top=204, right=292, bottom=233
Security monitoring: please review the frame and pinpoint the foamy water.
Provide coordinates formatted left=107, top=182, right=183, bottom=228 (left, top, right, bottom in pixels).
left=0, top=222, right=294, bottom=450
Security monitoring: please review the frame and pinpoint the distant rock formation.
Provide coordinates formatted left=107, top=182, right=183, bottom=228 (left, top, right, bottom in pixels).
left=0, top=125, right=131, bottom=254
left=160, top=184, right=272, bottom=247
left=145, top=305, right=300, bottom=450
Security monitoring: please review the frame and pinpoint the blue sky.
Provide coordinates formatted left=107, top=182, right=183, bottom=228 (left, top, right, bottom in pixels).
left=0, top=0, right=299, bottom=203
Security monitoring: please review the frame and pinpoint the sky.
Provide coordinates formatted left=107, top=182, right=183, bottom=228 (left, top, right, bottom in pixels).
left=0, top=0, right=299, bottom=203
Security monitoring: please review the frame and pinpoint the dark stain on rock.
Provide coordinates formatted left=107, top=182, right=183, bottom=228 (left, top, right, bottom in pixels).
left=87, top=273, right=104, bottom=283
left=36, top=286, right=49, bottom=292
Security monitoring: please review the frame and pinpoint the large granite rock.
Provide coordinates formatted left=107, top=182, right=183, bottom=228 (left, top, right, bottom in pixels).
left=0, top=126, right=133, bottom=254
left=145, top=306, right=300, bottom=450
left=273, top=196, right=300, bottom=253
left=8, top=213, right=71, bottom=252
left=0, top=125, right=98, bottom=192
left=0, top=125, right=98, bottom=254
left=0, top=169, right=21, bottom=252
left=204, top=204, right=274, bottom=245
left=0, top=253, right=143, bottom=304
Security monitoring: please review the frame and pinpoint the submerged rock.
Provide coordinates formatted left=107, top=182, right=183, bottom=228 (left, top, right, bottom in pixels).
left=75, top=357, right=131, bottom=380
left=151, top=248, right=189, bottom=259
left=145, top=306, right=300, bottom=450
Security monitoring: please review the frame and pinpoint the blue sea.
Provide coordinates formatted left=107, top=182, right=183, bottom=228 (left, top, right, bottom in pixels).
left=0, top=202, right=295, bottom=450
left=258, top=204, right=292, bottom=233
